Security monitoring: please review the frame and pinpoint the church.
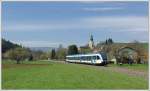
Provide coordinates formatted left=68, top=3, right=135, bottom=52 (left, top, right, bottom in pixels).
left=79, top=34, right=97, bottom=54
left=88, top=34, right=94, bottom=50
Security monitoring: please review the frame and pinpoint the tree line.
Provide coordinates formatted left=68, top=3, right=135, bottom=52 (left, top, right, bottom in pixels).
left=2, top=38, right=148, bottom=64
left=2, top=39, right=79, bottom=64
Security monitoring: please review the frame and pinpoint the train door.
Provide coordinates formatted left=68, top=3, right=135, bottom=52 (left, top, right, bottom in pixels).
left=91, top=56, right=96, bottom=64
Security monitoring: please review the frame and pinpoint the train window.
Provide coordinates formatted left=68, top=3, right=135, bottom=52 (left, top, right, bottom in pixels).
left=86, top=56, right=88, bottom=60
left=84, top=56, right=86, bottom=60
left=82, top=57, right=84, bottom=60
left=75, top=57, right=77, bottom=60
left=87, top=56, right=90, bottom=61
left=78, top=57, right=80, bottom=60
left=83, top=56, right=86, bottom=60
left=71, top=57, right=73, bottom=60
left=88, top=56, right=90, bottom=60
left=90, top=56, right=92, bottom=60
left=93, top=56, right=96, bottom=60
left=76, top=57, right=78, bottom=60
left=85, top=56, right=87, bottom=60
left=76, top=57, right=79, bottom=60
left=81, top=56, right=84, bottom=60
left=97, top=56, right=100, bottom=59
left=89, top=56, right=92, bottom=61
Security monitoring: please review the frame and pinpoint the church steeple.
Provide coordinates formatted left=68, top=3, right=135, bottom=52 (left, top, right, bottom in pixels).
left=89, top=34, right=94, bottom=49
left=90, top=34, right=93, bottom=41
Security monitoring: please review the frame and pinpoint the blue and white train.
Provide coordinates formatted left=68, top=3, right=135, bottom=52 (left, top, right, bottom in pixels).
left=66, top=52, right=108, bottom=65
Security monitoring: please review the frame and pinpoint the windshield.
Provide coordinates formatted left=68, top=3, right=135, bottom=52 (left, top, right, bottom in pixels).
left=100, top=52, right=107, bottom=60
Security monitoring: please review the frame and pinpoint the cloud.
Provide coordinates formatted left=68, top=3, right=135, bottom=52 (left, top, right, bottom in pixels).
left=81, top=16, right=148, bottom=32
left=4, top=16, right=148, bottom=47
left=3, top=16, right=148, bottom=32
left=11, top=40, right=86, bottom=47
left=11, top=40, right=63, bottom=47
left=83, top=7, right=123, bottom=12
left=3, top=20, right=87, bottom=31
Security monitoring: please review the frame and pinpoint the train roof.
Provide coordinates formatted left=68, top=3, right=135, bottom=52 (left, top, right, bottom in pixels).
left=66, top=53, right=102, bottom=57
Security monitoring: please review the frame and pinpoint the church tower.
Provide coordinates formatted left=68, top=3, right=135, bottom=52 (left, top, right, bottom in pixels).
left=89, top=34, right=94, bottom=49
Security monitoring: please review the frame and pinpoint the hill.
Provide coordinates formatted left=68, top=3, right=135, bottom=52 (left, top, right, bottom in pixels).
left=29, top=47, right=56, bottom=52
left=2, top=38, right=21, bottom=53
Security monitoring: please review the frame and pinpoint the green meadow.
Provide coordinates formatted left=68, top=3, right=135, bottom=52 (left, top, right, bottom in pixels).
left=2, top=60, right=148, bottom=89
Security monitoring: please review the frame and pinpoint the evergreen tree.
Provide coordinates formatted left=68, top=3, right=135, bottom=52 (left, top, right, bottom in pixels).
left=105, top=39, right=108, bottom=45
left=28, top=54, right=33, bottom=61
left=2, top=38, right=21, bottom=53
left=51, top=49, right=56, bottom=59
left=105, top=38, right=113, bottom=45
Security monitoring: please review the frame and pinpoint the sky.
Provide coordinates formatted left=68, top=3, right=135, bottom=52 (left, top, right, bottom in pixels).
left=2, top=1, right=149, bottom=48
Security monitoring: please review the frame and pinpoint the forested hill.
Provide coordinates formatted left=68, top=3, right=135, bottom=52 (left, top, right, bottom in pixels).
left=2, top=38, right=21, bottom=53
left=29, top=47, right=56, bottom=52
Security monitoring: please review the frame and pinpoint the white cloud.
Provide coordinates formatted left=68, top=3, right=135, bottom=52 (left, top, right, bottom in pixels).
left=11, top=40, right=64, bottom=47
left=3, top=23, right=70, bottom=31
left=83, top=7, right=123, bottom=12
left=4, top=15, right=148, bottom=47
left=81, top=16, right=148, bottom=32
left=3, top=16, right=148, bottom=32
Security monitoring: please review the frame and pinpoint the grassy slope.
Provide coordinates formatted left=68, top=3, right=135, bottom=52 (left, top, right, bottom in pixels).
left=2, top=60, right=148, bottom=89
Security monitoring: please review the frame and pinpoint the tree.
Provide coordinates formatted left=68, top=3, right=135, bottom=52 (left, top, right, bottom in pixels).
left=2, top=38, right=21, bottom=53
left=28, top=54, right=33, bottom=61
left=128, top=40, right=148, bottom=63
left=40, top=52, right=49, bottom=60
left=108, top=38, right=113, bottom=44
left=4, top=47, right=30, bottom=64
left=51, top=49, right=56, bottom=59
left=67, top=45, right=78, bottom=55
left=31, top=50, right=43, bottom=60
left=79, top=47, right=92, bottom=54
left=56, top=48, right=67, bottom=60
left=105, top=38, right=113, bottom=45
left=105, top=39, right=108, bottom=45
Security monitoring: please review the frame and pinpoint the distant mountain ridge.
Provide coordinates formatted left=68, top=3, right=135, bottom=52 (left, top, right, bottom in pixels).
left=29, top=47, right=56, bottom=52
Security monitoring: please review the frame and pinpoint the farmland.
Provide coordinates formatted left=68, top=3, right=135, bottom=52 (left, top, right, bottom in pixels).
left=2, top=60, right=149, bottom=89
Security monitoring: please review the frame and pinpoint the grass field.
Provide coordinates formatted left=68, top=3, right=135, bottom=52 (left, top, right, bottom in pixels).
left=2, top=60, right=149, bottom=89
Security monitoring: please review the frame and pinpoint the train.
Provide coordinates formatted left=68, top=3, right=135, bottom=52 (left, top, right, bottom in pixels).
left=66, top=52, right=108, bottom=65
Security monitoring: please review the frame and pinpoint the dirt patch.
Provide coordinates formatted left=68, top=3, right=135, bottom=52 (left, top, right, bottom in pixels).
left=82, top=64, right=148, bottom=80
left=58, top=61, right=148, bottom=80
left=108, top=66, right=148, bottom=80
left=2, top=64, right=51, bottom=69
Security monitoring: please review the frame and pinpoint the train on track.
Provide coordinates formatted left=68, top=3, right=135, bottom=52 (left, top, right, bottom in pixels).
left=66, top=52, right=108, bottom=65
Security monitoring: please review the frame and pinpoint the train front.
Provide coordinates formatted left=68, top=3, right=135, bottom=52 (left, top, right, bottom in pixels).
left=99, top=52, right=108, bottom=65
